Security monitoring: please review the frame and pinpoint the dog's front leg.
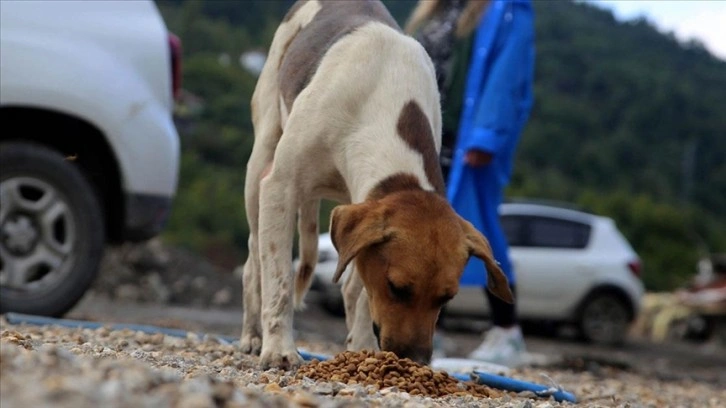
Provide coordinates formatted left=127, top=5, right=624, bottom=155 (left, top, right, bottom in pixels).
left=347, top=287, right=379, bottom=351
left=240, top=238, right=263, bottom=355
left=342, top=267, right=364, bottom=332
left=240, top=143, right=276, bottom=355
left=343, top=270, right=377, bottom=350
left=257, top=172, right=302, bottom=370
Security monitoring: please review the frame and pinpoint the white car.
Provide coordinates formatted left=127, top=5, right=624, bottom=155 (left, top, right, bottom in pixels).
left=0, top=0, right=181, bottom=316
left=300, top=202, right=644, bottom=345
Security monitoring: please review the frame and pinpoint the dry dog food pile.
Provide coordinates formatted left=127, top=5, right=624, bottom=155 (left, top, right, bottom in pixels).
left=295, top=350, right=499, bottom=399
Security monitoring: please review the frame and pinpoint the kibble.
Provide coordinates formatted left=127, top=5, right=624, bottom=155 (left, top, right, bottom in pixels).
left=295, top=350, right=499, bottom=399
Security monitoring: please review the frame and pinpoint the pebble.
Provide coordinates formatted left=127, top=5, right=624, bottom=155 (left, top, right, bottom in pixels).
left=264, top=382, right=284, bottom=393
left=1, top=320, right=725, bottom=408
left=314, top=382, right=335, bottom=395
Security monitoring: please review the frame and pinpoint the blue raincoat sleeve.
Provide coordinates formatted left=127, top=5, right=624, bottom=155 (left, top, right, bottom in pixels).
left=461, top=1, right=535, bottom=158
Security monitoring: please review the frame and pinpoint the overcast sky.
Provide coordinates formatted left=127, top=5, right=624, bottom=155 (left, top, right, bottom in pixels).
left=588, top=0, right=726, bottom=60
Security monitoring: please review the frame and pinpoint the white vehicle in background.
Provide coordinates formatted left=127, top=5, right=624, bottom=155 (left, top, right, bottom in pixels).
left=302, top=202, right=645, bottom=346
left=0, top=0, right=182, bottom=317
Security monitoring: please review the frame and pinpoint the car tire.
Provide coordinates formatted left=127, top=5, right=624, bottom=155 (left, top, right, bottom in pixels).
left=0, top=142, right=105, bottom=317
left=577, top=293, right=631, bottom=346
left=322, top=291, right=346, bottom=317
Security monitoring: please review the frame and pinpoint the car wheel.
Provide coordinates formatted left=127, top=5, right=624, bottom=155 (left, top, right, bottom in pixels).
left=577, top=293, right=631, bottom=346
left=0, top=142, right=105, bottom=317
left=322, top=289, right=346, bottom=317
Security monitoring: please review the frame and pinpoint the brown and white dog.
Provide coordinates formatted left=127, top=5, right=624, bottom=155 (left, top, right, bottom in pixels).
left=241, top=0, right=514, bottom=369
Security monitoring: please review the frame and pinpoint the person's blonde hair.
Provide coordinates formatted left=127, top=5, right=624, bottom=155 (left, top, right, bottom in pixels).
left=405, top=0, right=491, bottom=39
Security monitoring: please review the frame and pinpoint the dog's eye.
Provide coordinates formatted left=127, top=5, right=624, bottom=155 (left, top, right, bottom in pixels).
left=387, top=280, right=412, bottom=302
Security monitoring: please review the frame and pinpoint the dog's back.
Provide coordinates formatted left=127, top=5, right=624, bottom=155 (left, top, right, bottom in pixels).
left=253, top=0, right=442, bottom=200
left=252, top=0, right=440, bottom=177
left=278, top=0, right=400, bottom=111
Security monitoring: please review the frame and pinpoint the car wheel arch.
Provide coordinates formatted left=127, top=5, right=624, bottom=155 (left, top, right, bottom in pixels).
left=0, top=106, right=124, bottom=242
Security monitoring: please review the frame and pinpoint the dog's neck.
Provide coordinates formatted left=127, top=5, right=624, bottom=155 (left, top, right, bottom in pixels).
left=342, top=153, right=438, bottom=203
left=365, top=172, right=438, bottom=201
left=341, top=132, right=445, bottom=204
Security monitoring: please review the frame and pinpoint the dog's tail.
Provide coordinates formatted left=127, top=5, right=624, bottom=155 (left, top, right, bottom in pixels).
left=294, top=200, right=321, bottom=310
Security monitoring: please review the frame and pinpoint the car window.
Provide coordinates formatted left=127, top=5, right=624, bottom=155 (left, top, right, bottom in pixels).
left=527, top=217, right=591, bottom=249
left=500, top=215, right=526, bottom=246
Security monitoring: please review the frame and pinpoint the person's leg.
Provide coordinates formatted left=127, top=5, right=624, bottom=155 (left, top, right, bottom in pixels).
left=476, top=173, right=514, bottom=286
left=467, top=172, right=525, bottom=366
left=469, top=282, right=525, bottom=365
left=486, top=284, right=517, bottom=328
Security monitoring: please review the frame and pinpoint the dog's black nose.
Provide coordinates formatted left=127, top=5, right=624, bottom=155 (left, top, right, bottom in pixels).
left=386, top=343, right=432, bottom=365
left=409, top=348, right=432, bottom=365
left=404, top=348, right=432, bottom=365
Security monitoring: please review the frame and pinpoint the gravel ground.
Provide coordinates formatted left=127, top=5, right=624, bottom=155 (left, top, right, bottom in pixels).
left=4, top=243, right=723, bottom=407
left=2, top=318, right=725, bottom=408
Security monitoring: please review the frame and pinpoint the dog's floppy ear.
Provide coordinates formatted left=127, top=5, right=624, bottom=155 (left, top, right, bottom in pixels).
left=458, top=217, right=515, bottom=304
left=329, top=202, right=391, bottom=283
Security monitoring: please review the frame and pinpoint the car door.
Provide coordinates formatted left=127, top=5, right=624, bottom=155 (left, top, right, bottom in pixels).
left=504, top=215, right=593, bottom=320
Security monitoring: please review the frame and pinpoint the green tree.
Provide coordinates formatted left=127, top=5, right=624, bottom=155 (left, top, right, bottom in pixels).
left=157, top=0, right=726, bottom=288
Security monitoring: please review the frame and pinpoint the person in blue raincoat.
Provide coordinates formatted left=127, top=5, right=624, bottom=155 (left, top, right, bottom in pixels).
left=407, top=0, right=535, bottom=366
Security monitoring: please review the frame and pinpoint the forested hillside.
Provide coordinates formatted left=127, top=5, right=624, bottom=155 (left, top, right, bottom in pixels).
left=156, top=0, right=726, bottom=291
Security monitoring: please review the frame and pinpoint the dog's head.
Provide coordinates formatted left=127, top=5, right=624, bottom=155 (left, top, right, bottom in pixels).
left=330, top=190, right=513, bottom=364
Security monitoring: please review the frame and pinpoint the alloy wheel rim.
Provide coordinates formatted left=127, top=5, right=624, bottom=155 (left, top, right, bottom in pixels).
left=0, top=176, right=77, bottom=292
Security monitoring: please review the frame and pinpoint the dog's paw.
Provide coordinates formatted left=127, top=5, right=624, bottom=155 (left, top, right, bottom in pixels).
left=259, top=348, right=303, bottom=371
left=239, top=334, right=262, bottom=355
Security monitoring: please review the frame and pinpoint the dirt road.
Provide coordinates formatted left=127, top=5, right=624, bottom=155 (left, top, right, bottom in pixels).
left=66, top=291, right=726, bottom=387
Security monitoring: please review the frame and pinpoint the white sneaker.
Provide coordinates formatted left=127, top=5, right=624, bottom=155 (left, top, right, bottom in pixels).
left=467, top=325, right=526, bottom=367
